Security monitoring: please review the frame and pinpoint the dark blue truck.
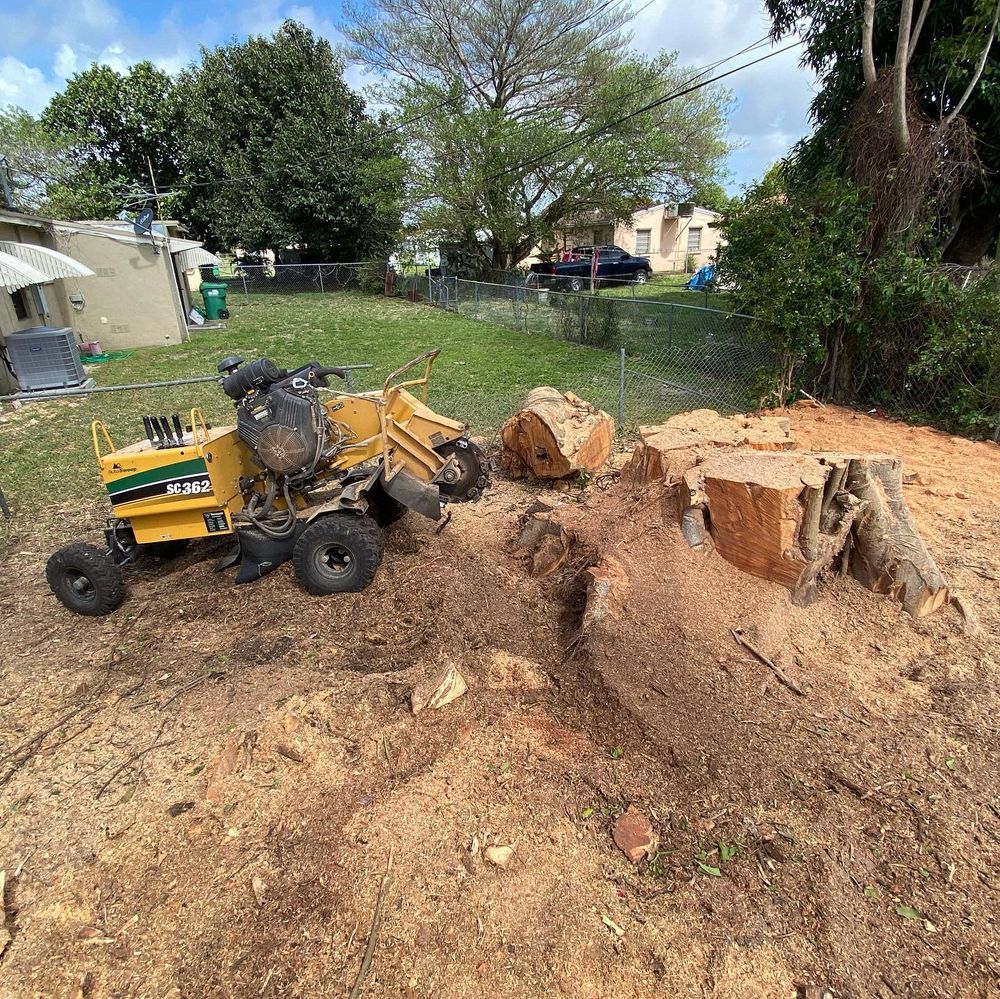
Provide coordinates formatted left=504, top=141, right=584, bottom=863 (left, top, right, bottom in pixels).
left=528, top=244, right=651, bottom=291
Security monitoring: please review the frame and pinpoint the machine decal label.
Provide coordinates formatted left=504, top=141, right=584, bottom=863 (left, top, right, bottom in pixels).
left=203, top=511, right=229, bottom=532
left=107, top=458, right=210, bottom=506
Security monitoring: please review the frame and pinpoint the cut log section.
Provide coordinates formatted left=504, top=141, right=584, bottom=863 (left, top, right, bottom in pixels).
left=502, top=387, right=614, bottom=479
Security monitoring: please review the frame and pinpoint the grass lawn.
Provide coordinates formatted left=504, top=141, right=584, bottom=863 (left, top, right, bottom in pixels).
left=0, top=293, right=625, bottom=516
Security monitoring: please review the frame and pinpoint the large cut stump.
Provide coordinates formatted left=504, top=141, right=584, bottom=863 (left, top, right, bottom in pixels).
left=629, top=409, right=794, bottom=484
left=502, top=388, right=614, bottom=479
left=681, top=449, right=948, bottom=616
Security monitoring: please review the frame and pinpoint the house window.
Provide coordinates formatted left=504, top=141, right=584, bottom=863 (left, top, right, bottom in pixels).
left=687, top=227, right=703, bottom=253
left=635, top=229, right=651, bottom=255
left=9, top=289, right=28, bottom=321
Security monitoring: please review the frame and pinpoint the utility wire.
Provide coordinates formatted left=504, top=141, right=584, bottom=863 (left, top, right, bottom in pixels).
left=482, top=39, right=803, bottom=183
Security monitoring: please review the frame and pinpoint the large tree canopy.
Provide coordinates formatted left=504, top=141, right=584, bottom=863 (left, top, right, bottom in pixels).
left=767, top=0, right=1000, bottom=263
left=41, top=62, right=183, bottom=219
left=0, top=106, right=77, bottom=213
left=345, top=0, right=732, bottom=269
left=177, top=21, right=403, bottom=260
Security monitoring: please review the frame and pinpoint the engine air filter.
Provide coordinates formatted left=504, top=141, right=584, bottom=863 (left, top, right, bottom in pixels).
left=257, top=424, right=310, bottom=474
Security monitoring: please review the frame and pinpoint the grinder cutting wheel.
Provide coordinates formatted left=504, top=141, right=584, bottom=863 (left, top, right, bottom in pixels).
left=46, top=349, right=489, bottom=615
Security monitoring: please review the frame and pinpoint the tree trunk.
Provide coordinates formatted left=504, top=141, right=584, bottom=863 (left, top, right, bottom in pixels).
left=844, top=455, right=949, bottom=616
left=501, top=387, right=615, bottom=479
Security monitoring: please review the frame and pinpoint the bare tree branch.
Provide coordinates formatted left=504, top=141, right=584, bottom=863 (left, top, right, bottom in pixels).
left=893, top=0, right=915, bottom=154
left=862, top=0, right=877, bottom=87
left=944, top=0, right=1000, bottom=127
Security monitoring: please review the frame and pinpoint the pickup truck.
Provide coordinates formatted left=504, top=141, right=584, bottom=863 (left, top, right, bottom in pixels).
left=528, top=244, right=651, bottom=291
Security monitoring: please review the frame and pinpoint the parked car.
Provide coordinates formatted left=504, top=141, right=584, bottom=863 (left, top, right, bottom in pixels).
left=528, top=245, right=651, bottom=292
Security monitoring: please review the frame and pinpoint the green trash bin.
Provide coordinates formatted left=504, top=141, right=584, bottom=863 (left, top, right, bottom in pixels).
left=200, top=280, right=230, bottom=321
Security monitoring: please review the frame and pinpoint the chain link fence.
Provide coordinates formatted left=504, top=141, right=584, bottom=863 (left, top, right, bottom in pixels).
left=411, top=276, right=773, bottom=430
left=222, top=262, right=384, bottom=297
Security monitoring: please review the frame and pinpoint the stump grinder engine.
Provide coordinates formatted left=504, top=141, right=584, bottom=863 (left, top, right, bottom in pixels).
left=46, top=349, right=488, bottom=615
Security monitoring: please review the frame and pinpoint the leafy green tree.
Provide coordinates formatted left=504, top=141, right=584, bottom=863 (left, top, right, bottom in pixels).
left=41, top=62, right=183, bottom=218
left=718, top=173, right=868, bottom=402
left=345, top=0, right=732, bottom=269
left=0, top=106, right=77, bottom=212
left=178, top=21, right=403, bottom=260
left=767, top=0, right=1000, bottom=264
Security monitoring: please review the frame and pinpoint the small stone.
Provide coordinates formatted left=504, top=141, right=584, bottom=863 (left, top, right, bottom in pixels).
left=612, top=807, right=658, bottom=864
left=168, top=801, right=195, bottom=818
left=276, top=743, right=304, bottom=763
left=251, top=875, right=267, bottom=905
left=954, top=491, right=970, bottom=500
left=484, top=845, right=514, bottom=868
left=411, top=663, right=468, bottom=714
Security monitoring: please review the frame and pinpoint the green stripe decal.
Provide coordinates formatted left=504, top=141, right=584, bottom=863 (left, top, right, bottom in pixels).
left=106, top=457, right=208, bottom=494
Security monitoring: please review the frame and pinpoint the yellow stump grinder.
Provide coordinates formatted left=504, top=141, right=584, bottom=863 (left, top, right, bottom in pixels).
left=46, top=350, right=488, bottom=615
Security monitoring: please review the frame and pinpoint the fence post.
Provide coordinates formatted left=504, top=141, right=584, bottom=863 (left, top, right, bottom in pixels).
left=454, top=278, right=460, bottom=313
left=241, top=272, right=248, bottom=299
left=578, top=295, right=586, bottom=344
left=704, top=286, right=709, bottom=309
left=475, top=282, right=480, bottom=321
left=618, top=347, right=625, bottom=426
left=667, top=304, right=674, bottom=350
left=318, top=265, right=325, bottom=294
left=427, top=270, right=433, bottom=303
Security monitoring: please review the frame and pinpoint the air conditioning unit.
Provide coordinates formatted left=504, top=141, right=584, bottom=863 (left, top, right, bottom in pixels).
left=2, top=326, right=85, bottom=391
left=678, top=203, right=695, bottom=217
left=663, top=203, right=679, bottom=218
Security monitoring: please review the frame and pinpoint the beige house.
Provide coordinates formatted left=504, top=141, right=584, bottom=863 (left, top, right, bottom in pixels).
left=543, top=203, right=723, bottom=273
left=0, top=208, right=220, bottom=396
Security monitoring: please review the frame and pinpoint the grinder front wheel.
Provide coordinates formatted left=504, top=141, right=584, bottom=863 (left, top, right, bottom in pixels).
left=293, top=513, right=384, bottom=596
left=47, top=543, right=126, bottom=616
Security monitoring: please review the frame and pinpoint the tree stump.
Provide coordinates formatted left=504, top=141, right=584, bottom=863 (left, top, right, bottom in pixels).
left=502, top=387, right=614, bottom=479
left=682, top=449, right=948, bottom=616
left=629, top=409, right=794, bottom=484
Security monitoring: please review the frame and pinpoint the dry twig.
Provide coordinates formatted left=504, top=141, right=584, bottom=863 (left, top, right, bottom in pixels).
left=730, top=629, right=805, bottom=697
left=347, top=847, right=394, bottom=999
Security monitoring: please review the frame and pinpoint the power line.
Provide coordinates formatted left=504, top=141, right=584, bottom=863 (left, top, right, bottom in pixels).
left=481, top=38, right=803, bottom=183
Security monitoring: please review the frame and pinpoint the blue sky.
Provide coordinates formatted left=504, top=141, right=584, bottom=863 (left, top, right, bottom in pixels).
left=0, top=0, right=817, bottom=193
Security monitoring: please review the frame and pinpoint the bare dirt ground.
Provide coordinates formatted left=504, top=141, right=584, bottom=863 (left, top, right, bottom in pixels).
left=1, top=404, right=998, bottom=999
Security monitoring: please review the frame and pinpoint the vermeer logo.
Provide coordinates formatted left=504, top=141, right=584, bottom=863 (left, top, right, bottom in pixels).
left=111, top=463, right=138, bottom=474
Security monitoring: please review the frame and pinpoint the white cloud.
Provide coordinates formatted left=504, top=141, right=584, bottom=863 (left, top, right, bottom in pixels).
left=54, top=43, right=78, bottom=80
left=0, top=58, right=49, bottom=114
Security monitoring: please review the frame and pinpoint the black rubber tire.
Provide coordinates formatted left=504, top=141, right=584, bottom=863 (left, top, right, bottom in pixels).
left=633, top=268, right=649, bottom=284
left=568, top=277, right=584, bottom=293
left=365, top=483, right=407, bottom=528
left=46, top=543, right=126, bottom=616
left=142, top=539, right=190, bottom=559
left=435, top=439, right=488, bottom=502
left=292, top=513, right=384, bottom=596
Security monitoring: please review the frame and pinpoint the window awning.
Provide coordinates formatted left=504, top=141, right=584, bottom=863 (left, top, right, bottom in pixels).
left=0, top=241, right=95, bottom=281
left=169, top=238, right=222, bottom=271
left=0, top=251, right=50, bottom=293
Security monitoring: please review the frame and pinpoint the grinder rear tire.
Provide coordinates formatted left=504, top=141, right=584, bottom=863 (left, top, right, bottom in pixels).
left=293, top=513, right=384, bottom=596
left=47, top=543, right=126, bottom=616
